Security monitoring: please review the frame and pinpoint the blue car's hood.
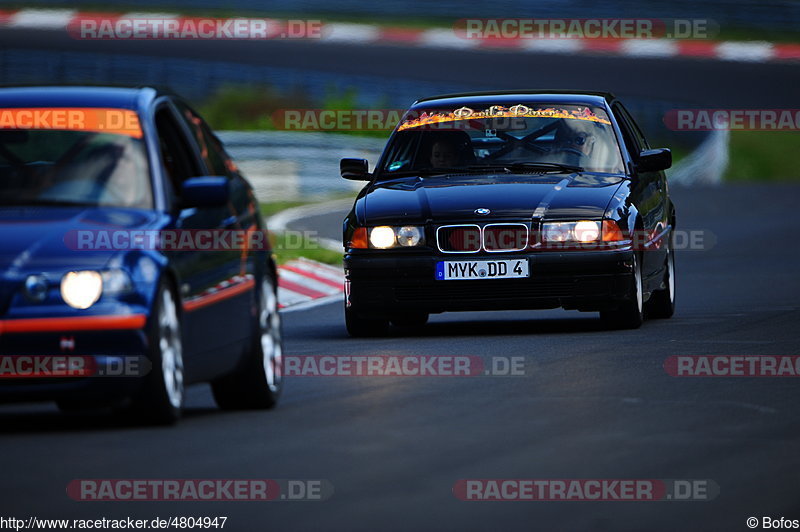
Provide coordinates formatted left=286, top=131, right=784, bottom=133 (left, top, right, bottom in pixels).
left=0, top=206, right=165, bottom=274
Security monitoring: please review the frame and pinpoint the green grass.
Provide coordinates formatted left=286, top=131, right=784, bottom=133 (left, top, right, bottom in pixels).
left=270, top=232, right=342, bottom=266
left=725, top=131, right=800, bottom=181
left=259, top=200, right=310, bottom=219
left=199, top=84, right=392, bottom=137
left=199, top=85, right=312, bottom=131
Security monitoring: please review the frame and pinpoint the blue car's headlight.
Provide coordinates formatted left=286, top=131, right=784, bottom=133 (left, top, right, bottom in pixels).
left=60, top=271, right=103, bottom=309
left=23, top=268, right=134, bottom=309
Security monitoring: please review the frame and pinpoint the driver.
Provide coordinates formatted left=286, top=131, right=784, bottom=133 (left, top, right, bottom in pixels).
left=551, top=119, right=596, bottom=167
left=422, top=131, right=474, bottom=169
left=429, top=139, right=460, bottom=168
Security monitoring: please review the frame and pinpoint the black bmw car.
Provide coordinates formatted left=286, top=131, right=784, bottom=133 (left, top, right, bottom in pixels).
left=341, top=90, right=676, bottom=336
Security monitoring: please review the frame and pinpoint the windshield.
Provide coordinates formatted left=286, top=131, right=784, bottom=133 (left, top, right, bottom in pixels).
left=379, top=103, right=624, bottom=177
left=0, top=128, right=152, bottom=209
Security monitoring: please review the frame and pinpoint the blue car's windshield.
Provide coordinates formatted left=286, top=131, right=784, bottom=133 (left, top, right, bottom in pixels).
left=379, top=103, right=625, bottom=178
left=0, top=129, right=152, bottom=209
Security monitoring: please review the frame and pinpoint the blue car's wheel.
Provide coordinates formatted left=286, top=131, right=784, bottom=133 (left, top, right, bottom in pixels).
left=128, top=281, right=184, bottom=424
left=212, top=275, right=283, bottom=409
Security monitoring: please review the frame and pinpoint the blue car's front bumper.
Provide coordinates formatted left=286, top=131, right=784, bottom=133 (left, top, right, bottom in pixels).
left=0, top=312, right=150, bottom=403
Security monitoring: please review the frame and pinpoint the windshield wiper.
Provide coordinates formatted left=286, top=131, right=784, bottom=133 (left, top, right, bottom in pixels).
left=379, top=167, right=478, bottom=178
left=468, top=162, right=584, bottom=174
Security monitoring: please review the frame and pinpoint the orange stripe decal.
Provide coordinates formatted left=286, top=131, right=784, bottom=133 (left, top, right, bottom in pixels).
left=182, top=278, right=255, bottom=313
left=0, top=314, right=146, bottom=334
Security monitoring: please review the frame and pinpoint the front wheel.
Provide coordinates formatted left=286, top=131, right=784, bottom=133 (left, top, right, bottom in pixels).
left=212, top=276, right=283, bottom=410
left=645, top=246, right=676, bottom=319
left=128, top=281, right=185, bottom=425
left=600, top=252, right=644, bottom=330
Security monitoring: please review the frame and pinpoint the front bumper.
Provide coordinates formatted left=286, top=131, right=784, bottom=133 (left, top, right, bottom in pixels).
left=345, top=248, right=635, bottom=315
left=0, top=315, right=149, bottom=403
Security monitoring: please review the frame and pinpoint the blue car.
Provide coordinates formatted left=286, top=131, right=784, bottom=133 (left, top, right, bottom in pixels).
left=0, top=86, right=283, bottom=423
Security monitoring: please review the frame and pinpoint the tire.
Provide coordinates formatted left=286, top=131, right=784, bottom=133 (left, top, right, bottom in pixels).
left=390, top=312, right=429, bottom=328
left=212, top=275, right=283, bottom=410
left=645, top=245, right=676, bottom=319
left=345, top=302, right=389, bottom=337
left=128, top=281, right=185, bottom=425
left=600, top=252, right=644, bottom=330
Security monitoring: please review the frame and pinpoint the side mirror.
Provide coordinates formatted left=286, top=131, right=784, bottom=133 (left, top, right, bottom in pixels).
left=341, top=158, right=371, bottom=181
left=636, top=148, right=672, bottom=173
left=181, top=176, right=229, bottom=208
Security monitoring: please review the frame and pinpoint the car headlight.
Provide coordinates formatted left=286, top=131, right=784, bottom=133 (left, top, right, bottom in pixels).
left=363, top=226, right=426, bottom=249
left=369, top=226, right=396, bottom=249
left=542, top=221, right=602, bottom=243
left=541, top=220, right=625, bottom=244
left=61, top=271, right=103, bottom=309
left=396, top=226, right=424, bottom=247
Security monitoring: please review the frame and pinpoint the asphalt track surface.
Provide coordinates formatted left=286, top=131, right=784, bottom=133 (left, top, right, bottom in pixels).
left=2, top=27, right=800, bottom=107
left=1, top=184, right=799, bottom=531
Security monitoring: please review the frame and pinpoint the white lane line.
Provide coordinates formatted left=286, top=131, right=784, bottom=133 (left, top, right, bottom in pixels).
left=521, top=39, right=584, bottom=53
left=321, top=23, right=380, bottom=43
left=420, top=28, right=480, bottom=49
left=267, top=198, right=354, bottom=232
left=620, top=39, right=679, bottom=57
left=715, top=41, right=775, bottom=62
left=10, top=9, right=76, bottom=29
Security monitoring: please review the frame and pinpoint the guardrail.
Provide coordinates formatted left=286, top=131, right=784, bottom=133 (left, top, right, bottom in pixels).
left=218, top=131, right=385, bottom=200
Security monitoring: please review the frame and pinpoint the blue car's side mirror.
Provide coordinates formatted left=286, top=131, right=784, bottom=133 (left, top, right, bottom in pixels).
left=181, top=176, right=229, bottom=208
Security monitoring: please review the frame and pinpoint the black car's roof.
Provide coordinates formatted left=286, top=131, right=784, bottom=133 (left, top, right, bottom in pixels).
left=412, top=90, right=615, bottom=110
left=0, top=86, right=162, bottom=111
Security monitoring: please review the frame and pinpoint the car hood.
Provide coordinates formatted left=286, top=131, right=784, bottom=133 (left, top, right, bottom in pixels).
left=361, top=173, right=625, bottom=224
left=0, top=206, right=165, bottom=274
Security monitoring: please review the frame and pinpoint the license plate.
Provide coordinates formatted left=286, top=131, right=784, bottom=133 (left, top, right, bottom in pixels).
left=436, top=259, right=529, bottom=280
